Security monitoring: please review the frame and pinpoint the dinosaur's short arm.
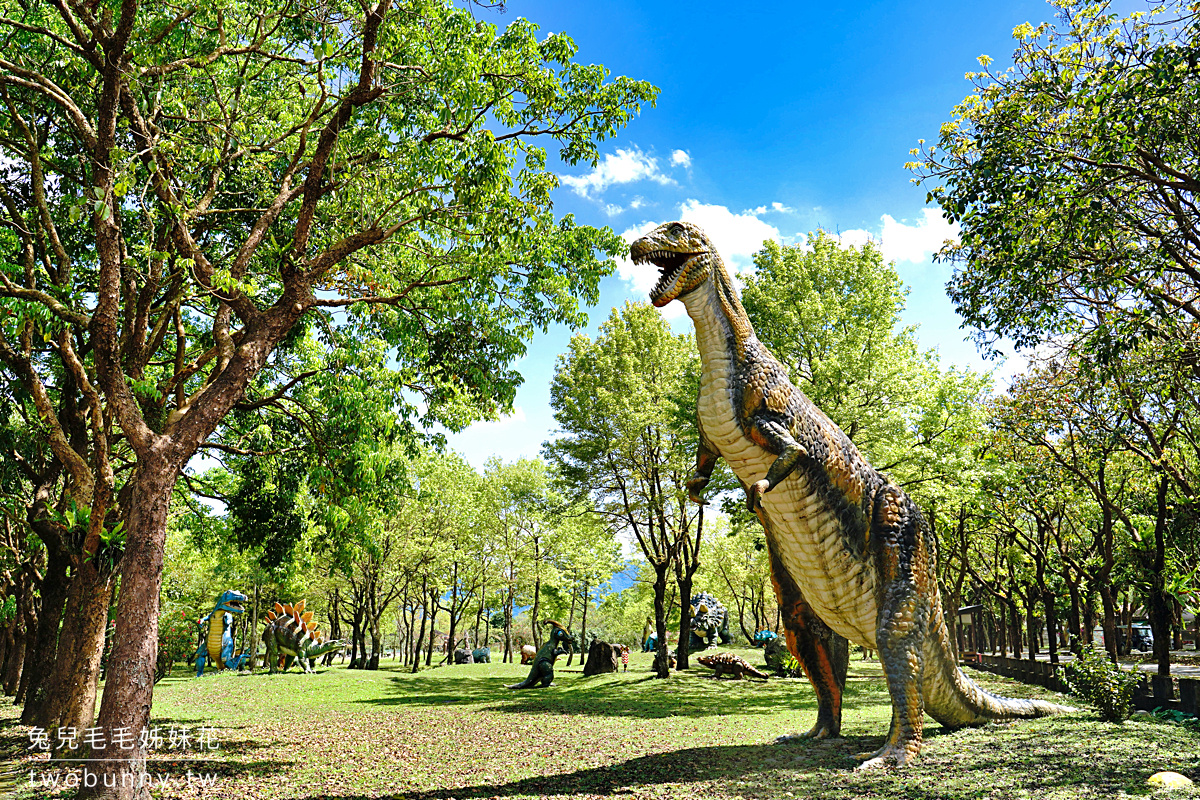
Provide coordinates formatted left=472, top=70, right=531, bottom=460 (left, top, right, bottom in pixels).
left=747, top=418, right=808, bottom=510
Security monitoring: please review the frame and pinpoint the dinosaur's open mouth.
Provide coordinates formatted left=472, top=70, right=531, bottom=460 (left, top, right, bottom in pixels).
left=633, top=249, right=697, bottom=298
left=226, top=600, right=245, bottom=612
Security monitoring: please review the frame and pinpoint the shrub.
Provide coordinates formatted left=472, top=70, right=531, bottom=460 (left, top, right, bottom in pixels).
left=1060, top=645, right=1144, bottom=723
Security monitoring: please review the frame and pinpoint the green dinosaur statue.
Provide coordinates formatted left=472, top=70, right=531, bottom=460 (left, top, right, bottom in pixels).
left=632, top=221, right=1074, bottom=768
left=262, top=600, right=345, bottom=673
left=194, top=589, right=250, bottom=676
left=508, top=620, right=573, bottom=689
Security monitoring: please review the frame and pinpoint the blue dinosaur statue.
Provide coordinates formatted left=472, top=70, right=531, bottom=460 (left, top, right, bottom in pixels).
left=753, top=630, right=779, bottom=647
left=194, top=590, right=250, bottom=676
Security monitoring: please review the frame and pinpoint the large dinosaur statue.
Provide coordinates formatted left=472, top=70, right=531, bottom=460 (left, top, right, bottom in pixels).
left=262, top=600, right=345, bottom=673
left=508, top=620, right=573, bottom=689
left=194, top=590, right=250, bottom=676
left=631, top=221, right=1073, bottom=768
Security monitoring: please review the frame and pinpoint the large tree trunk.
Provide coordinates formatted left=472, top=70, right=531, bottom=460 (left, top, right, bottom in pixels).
left=23, top=547, right=71, bottom=722
left=426, top=588, right=437, bottom=667
left=579, top=582, right=589, bottom=666
left=411, top=588, right=427, bottom=675
left=79, top=466, right=174, bottom=800
left=1099, top=582, right=1120, bottom=663
left=1064, top=577, right=1082, bottom=654
left=15, top=586, right=39, bottom=702
left=44, top=566, right=115, bottom=743
left=1148, top=475, right=1173, bottom=678
left=1043, top=587, right=1059, bottom=665
left=676, top=576, right=693, bottom=670
left=2, top=589, right=26, bottom=695
left=531, top=543, right=542, bottom=648
left=248, top=582, right=260, bottom=671
left=651, top=563, right=670, bottom=678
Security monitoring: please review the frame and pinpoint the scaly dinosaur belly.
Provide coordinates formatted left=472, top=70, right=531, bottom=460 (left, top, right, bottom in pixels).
left=698, top=369, right=879, bottom=648
left=207, top=614, right=225, bottom=666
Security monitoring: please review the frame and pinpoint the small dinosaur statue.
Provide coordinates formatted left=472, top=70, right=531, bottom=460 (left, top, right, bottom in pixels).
left=194, top=590, right=250, bottom=676
left=509, top=620, right=573, bottom=689
left=632, top=221, right=1073, bottom=768
left=262, top=600, right=345, bottom=673
left=698, top=652, right=770, bottom=681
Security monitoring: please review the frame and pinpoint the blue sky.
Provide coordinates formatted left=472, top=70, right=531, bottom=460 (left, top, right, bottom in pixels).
left=445, top=0, right=1061, bottom=468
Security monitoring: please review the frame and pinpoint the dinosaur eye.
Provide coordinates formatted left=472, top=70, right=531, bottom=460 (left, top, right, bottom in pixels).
left=669, top=223, right=684, bottom=235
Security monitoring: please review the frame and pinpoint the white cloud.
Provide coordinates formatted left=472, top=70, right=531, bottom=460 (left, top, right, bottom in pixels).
left=750, top=202, right=794, bottom=215
left=604, top=203, right=623, bottom=217
left=878, top=208, right=960, bottom=264
left=560, top=147, right=672, bottom=198
left=829, top=209, right=959, bottom=264
left=678, top=199, right=780, bottom=270
left=629, top=197, right=646, bottom=210
left=614, top=220, right=662, bottom=297
left=835, top=228, right=873, bottom=249
left=670, top=149, right=691, bottom=168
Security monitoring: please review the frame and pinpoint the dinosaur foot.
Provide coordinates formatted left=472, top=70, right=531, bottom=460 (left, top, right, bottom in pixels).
left=853, top=741, right=917, bottom=770
left=774, top=721, right=840, bottom=743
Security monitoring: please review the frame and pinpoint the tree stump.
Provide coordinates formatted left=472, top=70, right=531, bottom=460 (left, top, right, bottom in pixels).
left=582, top=640, right=620, bottom=676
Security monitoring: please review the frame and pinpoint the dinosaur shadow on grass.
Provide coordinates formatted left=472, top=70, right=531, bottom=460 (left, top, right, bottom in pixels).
left=287, top=725, right=1180, bottom=800
left=298, top=741, right=875, bottom=800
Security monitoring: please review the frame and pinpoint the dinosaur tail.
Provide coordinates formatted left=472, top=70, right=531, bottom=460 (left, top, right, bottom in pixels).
left=920, top=595, right=1076, bottom=728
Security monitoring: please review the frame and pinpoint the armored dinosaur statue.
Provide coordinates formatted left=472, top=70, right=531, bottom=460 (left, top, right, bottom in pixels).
left=689, top=592, right=733, bottom=650
left=194, top=590, right=250, bottom=676
left=632, top=221, right=1074, bottom=768
left=262, top=600, right=344, bottom=673
left=508, top=620, right=573, bottom=689
left=697, top=652, right=770, bottom=681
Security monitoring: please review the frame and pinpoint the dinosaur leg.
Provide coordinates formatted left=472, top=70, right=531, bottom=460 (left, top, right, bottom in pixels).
left=766, top=540, right=848, bottom=741
left=195, top=653, right=206, bottom=677
left=858, top=489, right=927, bottom=770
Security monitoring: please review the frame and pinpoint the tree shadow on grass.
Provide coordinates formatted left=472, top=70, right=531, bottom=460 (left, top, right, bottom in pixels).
left=357, top=670, right=891, bottom=720
left=294, top=741, right=877, bottom=800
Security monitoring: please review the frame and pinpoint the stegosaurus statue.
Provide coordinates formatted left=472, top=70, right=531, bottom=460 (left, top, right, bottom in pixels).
left=262, top=600, right=345, bottom=674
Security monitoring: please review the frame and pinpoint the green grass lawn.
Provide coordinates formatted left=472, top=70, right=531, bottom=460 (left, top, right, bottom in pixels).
left=4, top=648, right=1198, bottom=799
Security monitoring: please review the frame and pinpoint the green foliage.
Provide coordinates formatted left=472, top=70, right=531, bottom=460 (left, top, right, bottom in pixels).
left=1149, top=707, right=1200, bottom=733
left=912, top=0, right=1200, bottom=364
left=156, top=603, right=199, bottom=684
left=1060, top=645, right=1143, bottom=723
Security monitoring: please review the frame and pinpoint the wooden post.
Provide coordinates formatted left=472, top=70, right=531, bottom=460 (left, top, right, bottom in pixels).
left=1179, top=679, right=1197, bottom=714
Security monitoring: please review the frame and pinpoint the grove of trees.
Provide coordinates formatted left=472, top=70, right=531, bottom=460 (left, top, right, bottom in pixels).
left=2, top=3, right=1199, bottom=799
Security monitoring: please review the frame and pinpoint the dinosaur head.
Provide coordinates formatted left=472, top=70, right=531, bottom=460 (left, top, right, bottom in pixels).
left=630, top=221, right=716, bottom=307
left=215, top=589, right=248, bottom=614
left=697, top=654, right=716, bottom=668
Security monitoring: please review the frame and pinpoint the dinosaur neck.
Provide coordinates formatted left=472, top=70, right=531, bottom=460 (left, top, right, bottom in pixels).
left=680, top=254, right=755, bottom=365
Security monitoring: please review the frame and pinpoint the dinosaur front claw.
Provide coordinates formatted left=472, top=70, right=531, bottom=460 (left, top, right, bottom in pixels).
left=686, top=475, right=709, bottom=505
left=747, top=479, right=770, bottom=512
